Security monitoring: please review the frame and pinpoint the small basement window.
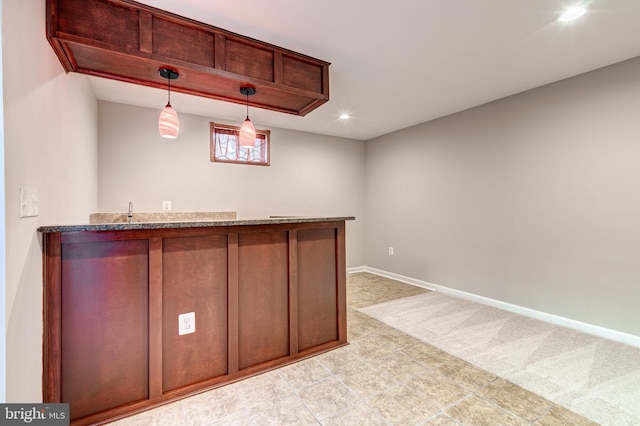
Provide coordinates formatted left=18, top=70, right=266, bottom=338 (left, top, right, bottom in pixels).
left=210, top=122, right=270, bottom=166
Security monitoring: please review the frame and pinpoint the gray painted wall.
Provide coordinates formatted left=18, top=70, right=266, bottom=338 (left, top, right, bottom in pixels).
left=98, top=101, right=365, bottom=267
left=3, top=1, right=98, bottom=401
left=365, top=57, right=640, bottom=336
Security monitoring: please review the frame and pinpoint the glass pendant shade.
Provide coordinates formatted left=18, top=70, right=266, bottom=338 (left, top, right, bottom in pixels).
left=239, top=118, right=256, bottom=148
left=159, top=103, right=179, bottom=138
left=239, top=86, right=257, bottom=148
left=158, top=68, right=179, bottom=139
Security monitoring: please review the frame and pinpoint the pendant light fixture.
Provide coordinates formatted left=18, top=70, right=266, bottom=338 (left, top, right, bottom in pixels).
left=158, top=68, right=180, bottom=138
left=239, top=86, right=257, bottom=148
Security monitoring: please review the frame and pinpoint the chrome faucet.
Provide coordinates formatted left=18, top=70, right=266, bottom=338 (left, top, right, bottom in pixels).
left=127, top=201, right=133, bottom=223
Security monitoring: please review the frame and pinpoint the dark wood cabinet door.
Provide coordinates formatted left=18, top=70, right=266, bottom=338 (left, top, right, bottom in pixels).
left=61, top=240, right=149, bottom=420
left=237, top=231, right=289, bottom=369
left=162, top=235, right=229, bottom=392
left=297, top=228, right=338, bottom=351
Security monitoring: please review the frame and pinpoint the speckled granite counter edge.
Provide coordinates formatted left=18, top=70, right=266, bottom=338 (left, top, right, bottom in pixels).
left=37, top=216, right=356, bottom=233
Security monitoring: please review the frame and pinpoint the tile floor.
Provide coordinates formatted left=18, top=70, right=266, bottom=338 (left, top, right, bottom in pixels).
left=110, top=273, right=597, bottom=425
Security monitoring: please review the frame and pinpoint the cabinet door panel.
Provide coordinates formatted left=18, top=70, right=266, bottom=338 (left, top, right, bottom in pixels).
left=298, top=228, right=338, bottom=351
left=61, top=240, right=149, bottom=420
left=162, top=235, right=228, bottom=391
left=238, top=231, right=289, bottom=369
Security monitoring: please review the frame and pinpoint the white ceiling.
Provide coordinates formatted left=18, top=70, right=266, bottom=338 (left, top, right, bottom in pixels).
left=89, top=0, right=640, bottom=141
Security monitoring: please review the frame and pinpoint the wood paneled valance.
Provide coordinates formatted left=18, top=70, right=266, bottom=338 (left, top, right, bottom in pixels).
left=46, top=0, right=330, bottom=116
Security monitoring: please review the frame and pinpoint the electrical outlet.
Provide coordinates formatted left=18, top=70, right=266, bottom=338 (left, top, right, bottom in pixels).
left=20, top=187, right=39, bottom=218
left=163, top=201, right=172, bottom=211
left=388, top=247, right=394, bottom=255
left=178, top=312, right=195, bottom=335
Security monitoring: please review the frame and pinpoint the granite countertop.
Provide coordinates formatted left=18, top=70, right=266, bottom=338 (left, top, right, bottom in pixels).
left=37, top=216, right=355, bottom=233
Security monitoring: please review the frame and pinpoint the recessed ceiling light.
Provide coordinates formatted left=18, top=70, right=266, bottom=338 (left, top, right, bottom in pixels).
left=339, top=113, right=350, bottom=120
left=557, top=5, right=587, bottom=22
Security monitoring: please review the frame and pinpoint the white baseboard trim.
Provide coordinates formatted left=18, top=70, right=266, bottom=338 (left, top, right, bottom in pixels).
left=347, top=266, right=640, bottom=348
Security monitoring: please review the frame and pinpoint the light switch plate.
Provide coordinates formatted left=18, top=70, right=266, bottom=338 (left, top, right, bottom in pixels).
left=178, top=312, right=195, bottom=335
left=20, top=187, right=39, bottom=218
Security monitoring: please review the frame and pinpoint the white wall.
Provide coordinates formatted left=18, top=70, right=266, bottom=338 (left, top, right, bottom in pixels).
left=3, top=1, right=98, bottom=401
left=98, top=101, right=365, bottom=267
left=365, top=56, right=640, bottom=336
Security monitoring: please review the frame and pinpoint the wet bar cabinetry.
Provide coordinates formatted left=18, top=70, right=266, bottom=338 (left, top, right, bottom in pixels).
left=46, top=0, right=330, bottom=116
left=39, top=217, right=351, bottom=425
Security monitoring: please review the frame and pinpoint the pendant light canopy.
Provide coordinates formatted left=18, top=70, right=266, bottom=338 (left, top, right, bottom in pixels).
left=239, top=86, right=257, bottom=148
left=159, top=68, right=179, bottom=139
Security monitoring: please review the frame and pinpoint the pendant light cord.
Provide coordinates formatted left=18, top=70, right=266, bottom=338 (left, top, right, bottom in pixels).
left=167, top=76, right=172, bottom=106
left=245, top=91, right=250, bottom=120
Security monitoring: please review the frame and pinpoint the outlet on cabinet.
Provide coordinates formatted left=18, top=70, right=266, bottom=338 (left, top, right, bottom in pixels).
left=178, top=312, right=195, bottom=335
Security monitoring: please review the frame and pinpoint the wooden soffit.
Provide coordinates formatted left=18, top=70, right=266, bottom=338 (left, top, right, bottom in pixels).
left=46, top=0, right=330, bottom=116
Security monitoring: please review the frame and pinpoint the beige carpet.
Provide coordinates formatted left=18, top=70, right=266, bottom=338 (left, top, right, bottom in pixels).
left=360, top=291, right=640, bottom=425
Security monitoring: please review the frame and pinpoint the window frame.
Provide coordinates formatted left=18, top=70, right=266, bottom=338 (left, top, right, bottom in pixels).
left=210, top=122, right=270, bottom=166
